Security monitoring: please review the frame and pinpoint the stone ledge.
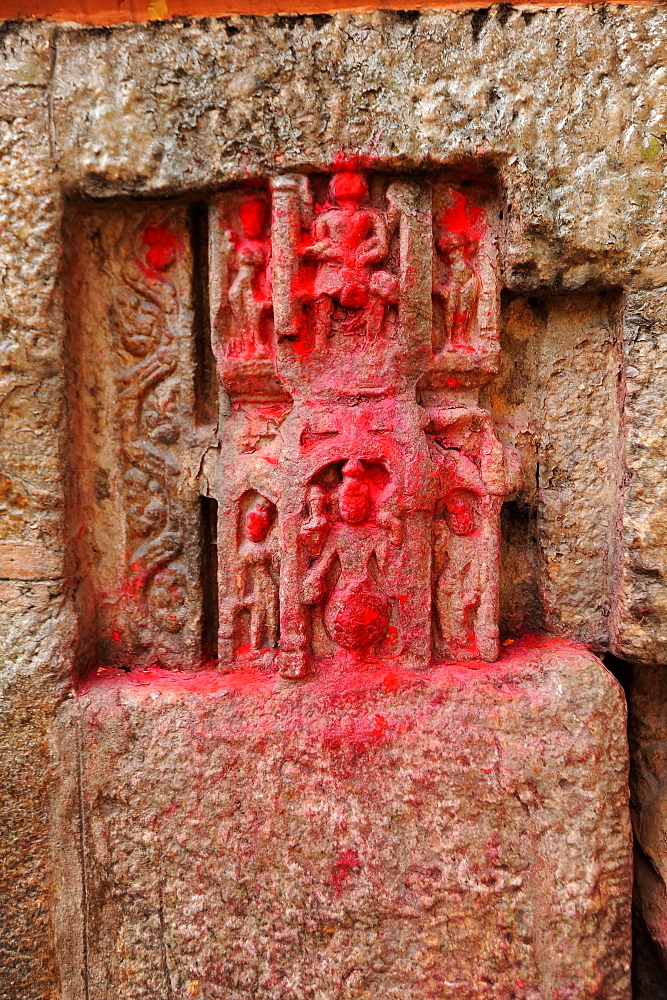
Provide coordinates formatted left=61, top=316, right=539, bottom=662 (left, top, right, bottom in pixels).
left=51, top=636, right=632, bottom=1000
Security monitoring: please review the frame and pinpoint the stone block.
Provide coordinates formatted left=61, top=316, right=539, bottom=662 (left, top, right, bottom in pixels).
left=52, top=637, right=632, bottom=1000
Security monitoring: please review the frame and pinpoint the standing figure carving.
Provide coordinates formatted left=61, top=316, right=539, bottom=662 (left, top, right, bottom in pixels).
left=300, top=171, right=398, bottom=350
left=302, top=459, right=402, bottom=656
left=433, top=192, right=484, bottom=350
left=227, top=199, right=273, bottom=359
left=431, top=406, right=522, bottom=661
left=233, top=494, right=279, bottom=659
left=433, top=490, right=486, bottom=657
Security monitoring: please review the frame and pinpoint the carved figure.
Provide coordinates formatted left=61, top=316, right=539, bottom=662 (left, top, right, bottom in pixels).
left=433, top=491, right=485, bottom=657
left=148, top=562, right=188, bottom=633
left=124, top=468, right=167, bottom=538
left=431, top=405, right=522, bottom=661
left=206, top=172, right=519, bottom=678
left=302, top=460, right=402, bottom=653
left=433, top=192, right=484, bottom=350
left=300, top=172, right=398, bottom=349
left=228, top=199, right=273, bottom=358
left=235, top=495, right=279, bottom=654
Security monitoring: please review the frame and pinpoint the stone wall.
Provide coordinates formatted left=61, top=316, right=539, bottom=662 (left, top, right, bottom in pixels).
left=1, top=7, right=667, bottom=997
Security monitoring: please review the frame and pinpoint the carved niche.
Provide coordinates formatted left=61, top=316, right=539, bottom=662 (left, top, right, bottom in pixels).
left=206, top=168, right=521, bottom=678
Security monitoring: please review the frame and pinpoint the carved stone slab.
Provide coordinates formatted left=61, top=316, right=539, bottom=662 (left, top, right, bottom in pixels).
left=206, top=169, right=521, bottom=679
left=66, top=203, right=203, bottom=669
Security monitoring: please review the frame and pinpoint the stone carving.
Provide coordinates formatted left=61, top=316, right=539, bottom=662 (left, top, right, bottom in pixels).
left=227, top=199, right=273, bottom=359
left=429, top=186, right=500, bottom=385
left=433, top=191, right=483, bottom=351
left=234, top=492, right=279, bottom=659
left=299, top=171, right=399, bottom=350
left=429, top=406, right=523, bottom=661
left=205, top=168, right=520, bottom=677
left=209, top=192, right=284, bottom=400
left=301, top=458, right=403, bottom=657
left=112, top=220, right=189, bottom=652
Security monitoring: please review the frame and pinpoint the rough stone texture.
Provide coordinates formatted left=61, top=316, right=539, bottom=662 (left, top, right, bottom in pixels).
left=0, top=23, right=76, bottom=1000
left=47, top=6, right=667, bottom=663
left=614, top=289, right=667, bottom=664
left=3, top=7, right=667, bottom=994
left=65, top=200, right=205, bottom=669
left=483, top=290, right=624, bottom=644
left=51, top=638, right=632, bottom=1000
left=627, top=665, right=667, bottom=974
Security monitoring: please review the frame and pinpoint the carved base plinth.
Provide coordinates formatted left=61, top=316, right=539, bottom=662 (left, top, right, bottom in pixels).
left=52, top=637, right=631, bottom=1000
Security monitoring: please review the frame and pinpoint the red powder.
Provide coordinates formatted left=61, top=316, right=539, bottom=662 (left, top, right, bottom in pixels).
left=141, top=223, right=183, bottom=274
left=436, top=191, right=486, bottom=245
left=330, top=848, right=362, bottom=895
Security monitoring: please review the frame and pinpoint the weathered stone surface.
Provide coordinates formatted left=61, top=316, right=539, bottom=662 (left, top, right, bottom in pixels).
left=52, top=638, right=632, bottom=1000
left=0, top=23, right=75, bottom=1000
left=627, top=665, right=667, bottom=971
left=3, top=6, right=667, bottom=994
left=484, top=291, right=624, bottom=645
left=47, top=8, right=667, bottom=662
left=66, top=200, right=205, bottom=669
left=50, top=7, right=667, bottom=293
left=613, top=289, right=667, bottom=664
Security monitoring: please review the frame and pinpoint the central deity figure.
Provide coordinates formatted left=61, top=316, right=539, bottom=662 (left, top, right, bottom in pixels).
left=301, top=171, right=398, bottom=349
left=302, top=459, right=402, bottom=655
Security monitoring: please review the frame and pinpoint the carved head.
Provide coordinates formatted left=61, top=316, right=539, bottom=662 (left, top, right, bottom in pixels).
left=246, top=497, right=275, bottom=543
left=436, top=191, right=484, bottom=255
left=339, top=459, right=371, bottom=525
left=142, top=224, right=181, bottom=272
left=331, top=171, right=368, bottom=208
left=444, top=493, right=476, bottom=536
left=239, top=199, right=268, bottom=239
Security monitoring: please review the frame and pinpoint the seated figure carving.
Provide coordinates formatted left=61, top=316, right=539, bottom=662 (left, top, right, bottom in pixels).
left=300, top=171, right=398, bottom=350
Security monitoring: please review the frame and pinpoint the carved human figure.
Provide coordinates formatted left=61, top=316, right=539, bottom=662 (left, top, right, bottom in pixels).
left=431, top=405, right=523, bottom=661
left=148, top=562, right=188, bottom=633
left=235, top=496, right=279, bottom=654
left=433, top=193, right=484, bottom=350
left=124, top=469, right=165, bottom=535
left=300, top=172, right=398, bottom=349
left=228, top=199, right=273, bottom=358
left=433, top=491, right=485, bottom=657
left=302, top=460, right=402, bottom=653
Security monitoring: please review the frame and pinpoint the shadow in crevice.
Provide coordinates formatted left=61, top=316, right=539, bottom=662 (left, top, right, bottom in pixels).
left=633, top=903, right=667, bottom=1000
left=603, top=651, right=667, bottom=998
